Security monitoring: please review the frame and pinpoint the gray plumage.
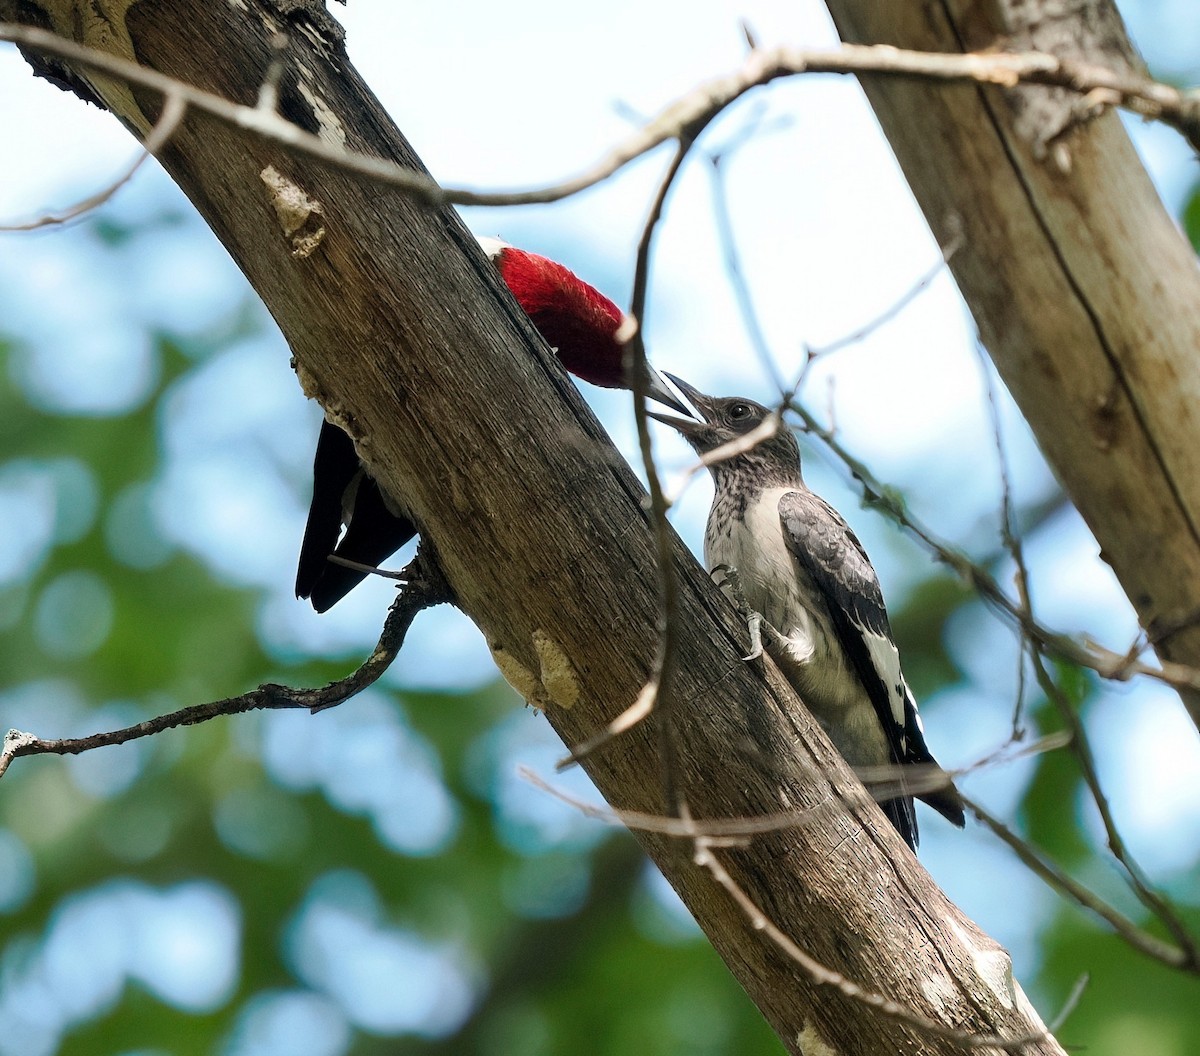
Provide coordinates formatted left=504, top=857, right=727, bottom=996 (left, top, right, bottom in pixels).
left=654, top=376, right=964, bottom=850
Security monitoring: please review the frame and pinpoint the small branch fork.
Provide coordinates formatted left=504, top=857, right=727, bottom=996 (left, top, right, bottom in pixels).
left=967, top=794, right=1196, bottom=972
left=0, top=90, right=186, bottom=231
left=0, top=550, right=452, bottom=780
left=558, top=139, right=698, bottom=813
left=4, top=23, right=1200, bottom=227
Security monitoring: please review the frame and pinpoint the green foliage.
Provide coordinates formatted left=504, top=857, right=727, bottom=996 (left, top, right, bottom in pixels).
left=1182, top=180, right=1200, bottom=254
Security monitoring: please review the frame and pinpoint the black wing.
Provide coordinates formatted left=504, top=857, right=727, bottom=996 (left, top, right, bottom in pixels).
left=296, top=420, right=416, bottom=612
left=778, top=489, right=930, bottom=847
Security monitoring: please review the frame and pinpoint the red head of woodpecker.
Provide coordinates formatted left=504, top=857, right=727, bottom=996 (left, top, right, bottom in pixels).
left=479, top=237, right=686, bottom=411
left=296, top=235, right=689, bottom=611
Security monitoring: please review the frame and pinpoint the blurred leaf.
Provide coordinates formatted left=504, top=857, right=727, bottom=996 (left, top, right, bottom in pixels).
left=1182, top=180, right=1200, bottom=254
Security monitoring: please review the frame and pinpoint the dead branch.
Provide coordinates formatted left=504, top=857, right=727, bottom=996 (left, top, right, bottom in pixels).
left=3, top=22, right=1198, bottom=218
left=0, top=550, right=451, bottom=779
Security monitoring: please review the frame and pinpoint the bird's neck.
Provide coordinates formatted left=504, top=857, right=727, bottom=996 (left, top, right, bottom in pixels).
left=710, top=462, right=803, bottom=503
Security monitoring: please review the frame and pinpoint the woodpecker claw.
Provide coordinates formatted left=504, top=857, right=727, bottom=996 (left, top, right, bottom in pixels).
left=743, top=611, right=763, bottom=662
left=710, top=565, right=763, bottom=662
left=710, top=563, right=733, bottom=586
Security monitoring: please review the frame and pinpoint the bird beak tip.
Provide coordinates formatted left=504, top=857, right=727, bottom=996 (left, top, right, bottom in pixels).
left=647, top=409, right=705, bottom=435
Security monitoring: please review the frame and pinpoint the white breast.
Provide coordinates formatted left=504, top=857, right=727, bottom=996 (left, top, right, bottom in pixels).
left=705, top=486, right=889, bottom=767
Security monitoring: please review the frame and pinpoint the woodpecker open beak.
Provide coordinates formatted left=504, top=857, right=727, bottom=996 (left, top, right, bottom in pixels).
left=644, top=369, right=692, bottom=416
left=647, top=372, right=715, bottom=433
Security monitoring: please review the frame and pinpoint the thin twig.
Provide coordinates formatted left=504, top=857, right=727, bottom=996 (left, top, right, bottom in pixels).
left=1046, top=974, right=1090, bottom=1034
left=789, top=401, right=1200, bottom=696
left=6, top=25, right=1200, bottom=217
left=255, top=32, right=289, bottom=113
left=805, top=223, right=964, bottom=359
left=522, top=766, right=835, bottom=839
left=965, top=794, right=1195, bottom=972
left=529, top=768, right=1057, bottom=1050
left=0, top=89, right=186, bottom=231
left=974, top=338, right=1034, bottom=739
left=327, top=553, right=410, bottom=581
left=557, top=141, right=699, bottom=811
left=705, top=127, right=787, bottom=394
left=692, top=834, right=1055, bottom=1051
left=663, top=413, right=780, bottom=507
left=957, top=730, right=1073, bottom=779
left=0, top=549, right=452, bottom=779
left=703, top=151, right=1198, bottom=705
left=1028, top=648, right=1198, bottom=963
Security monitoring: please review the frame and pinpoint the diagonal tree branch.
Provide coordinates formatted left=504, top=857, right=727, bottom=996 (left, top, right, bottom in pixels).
left=821, top=0, right=1200, bottom=735
left=3, top=22, right=1199, bottom=218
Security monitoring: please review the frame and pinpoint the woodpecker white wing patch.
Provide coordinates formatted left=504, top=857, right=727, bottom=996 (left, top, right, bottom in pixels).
left=862, top=629, right=910, bottom=751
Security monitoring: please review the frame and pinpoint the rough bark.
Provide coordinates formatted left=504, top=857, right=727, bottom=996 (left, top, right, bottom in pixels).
left=822, top=0, right=1200, bottom=732
left=1, top=2, right=1067, bottom=1052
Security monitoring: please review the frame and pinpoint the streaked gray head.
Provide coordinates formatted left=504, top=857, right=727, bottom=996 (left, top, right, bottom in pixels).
left=650, top=373, right=802, bottom=491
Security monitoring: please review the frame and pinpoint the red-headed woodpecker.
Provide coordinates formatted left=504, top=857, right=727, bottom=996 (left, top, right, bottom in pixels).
left=652, top=376, right=964, bottom=851
left=296, top=237, right=686, bottom=612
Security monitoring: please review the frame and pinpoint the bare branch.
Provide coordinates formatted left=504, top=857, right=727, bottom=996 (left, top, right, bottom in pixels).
left=691, top=830, right=1054, bottom=1052
left=557, top=141, right=700, bottom=805
left=704, top=121, right=788, bottom=393
left=0, top=89, right=186, bottom=231
left=522, top=765, right=833, bottom=839
left=973, top=337, right=1035, bottom=739
left=663, top=413, right=781, bottom=508
left=804, top=222, right=963, bottom=359
left=788, top=400, right=1200, bottom=697
left=1047, top=974, right=1090, bottom=1034
left=1028, top=648, right=1198, bottom=963
left=0, top=549, right=451, bottom=779
left=4, top=23, right=1200, bottom=222
left=965, top=794, right=1196, bottom=973
left=529, top=767, right=1057, bottom=1051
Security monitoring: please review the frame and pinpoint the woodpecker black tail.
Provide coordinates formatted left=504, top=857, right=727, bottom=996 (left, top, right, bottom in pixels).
left=295, top=421, right=417, bottom=612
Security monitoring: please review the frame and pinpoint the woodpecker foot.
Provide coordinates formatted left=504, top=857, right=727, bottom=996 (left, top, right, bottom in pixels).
left=743, top=610, right=763, bottom=662
left=710, top=565, right=763, bottom=662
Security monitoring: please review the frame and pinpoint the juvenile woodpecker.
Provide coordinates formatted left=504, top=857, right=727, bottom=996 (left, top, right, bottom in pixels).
left=652, top=376, right=964, bottom=850
left=295, top=237, right=687, bottom=611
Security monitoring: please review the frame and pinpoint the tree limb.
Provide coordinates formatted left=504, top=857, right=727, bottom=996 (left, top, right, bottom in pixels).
left=0, top=550, right=452, bottom=778
left=822, top=0, right=1200, bottom=734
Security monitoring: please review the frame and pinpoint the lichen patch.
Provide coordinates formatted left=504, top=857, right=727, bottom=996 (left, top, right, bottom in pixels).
left=795, top=1022, right=839, bottom=1056
left=533, top=631, right=581, bottom=709
left=951, top=920, right=1016, bottom=1010
left=260, top=165, right=326, bottom=258
left=490, top=642, right=547, bottom=710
